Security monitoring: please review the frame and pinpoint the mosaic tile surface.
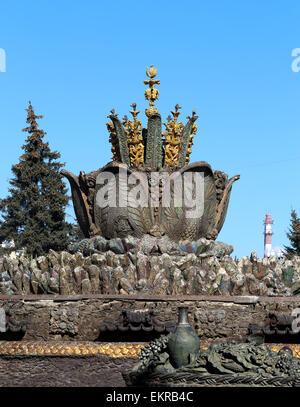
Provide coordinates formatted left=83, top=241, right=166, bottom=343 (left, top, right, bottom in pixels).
left=0, top=341, right=299, bottom=358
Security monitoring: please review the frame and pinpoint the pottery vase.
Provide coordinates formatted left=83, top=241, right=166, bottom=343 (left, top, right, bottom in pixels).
left=167, top=307, right=200, bottom=368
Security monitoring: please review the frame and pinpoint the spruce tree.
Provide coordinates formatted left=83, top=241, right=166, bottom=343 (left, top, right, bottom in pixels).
left=285, top=209, right=300, bottom=258
left=0, top=102, right=73, bottom=256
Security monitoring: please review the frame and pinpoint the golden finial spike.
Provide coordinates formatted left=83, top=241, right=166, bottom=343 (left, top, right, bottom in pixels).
left=170, top=104, right=181, bottom=122
left=130, top=102, right=140, bottom=121
left=144, top=65, right=160, bottom=117
left=146, top=66, right=157, bottom=78
left=125, top=103, right=144, bottom=167
left=163, top=104, right=184, bottom=167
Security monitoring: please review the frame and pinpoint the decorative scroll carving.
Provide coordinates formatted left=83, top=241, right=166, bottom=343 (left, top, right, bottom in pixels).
left=107, top=111, right=131, bottom=167
left=213, top=171, right=240, bottom=234
left=106, top=116, right=120, bottom=161
left=248, top=312, right=300, bottom=343
left=163, top=105, right=183, bottom=167
left=185, top=118, right=197, bottom=165
left=61, top=168, right=101, bottom=238
left=99, top=310, right=175, bottom=335
left=0, top=309, right=27, bottom=340
left=178, top=110, right=198, bottom=168
left=123, top=103, right=144, bottom=167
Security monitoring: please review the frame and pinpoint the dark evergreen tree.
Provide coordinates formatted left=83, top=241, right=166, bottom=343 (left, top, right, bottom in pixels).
left=285, top=209, right=300, bottom=258
left=0, top=102, right=73, bottom=256
left=67, top=218, right=85, bottom=244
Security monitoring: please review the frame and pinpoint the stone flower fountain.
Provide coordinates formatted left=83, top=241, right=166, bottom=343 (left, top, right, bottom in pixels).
left=62, top=66, right=239, bottom=250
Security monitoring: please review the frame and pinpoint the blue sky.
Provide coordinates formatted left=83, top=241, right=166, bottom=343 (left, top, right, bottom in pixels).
left=0, top=0, right=300, bottom=258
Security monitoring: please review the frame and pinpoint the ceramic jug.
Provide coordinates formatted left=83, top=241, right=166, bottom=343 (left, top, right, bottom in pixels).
left=167, top=307, right=200, bottom=368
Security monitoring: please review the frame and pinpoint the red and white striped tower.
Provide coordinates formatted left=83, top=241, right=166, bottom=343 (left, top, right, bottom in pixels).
left=263, top=214, right=273, bottom=258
